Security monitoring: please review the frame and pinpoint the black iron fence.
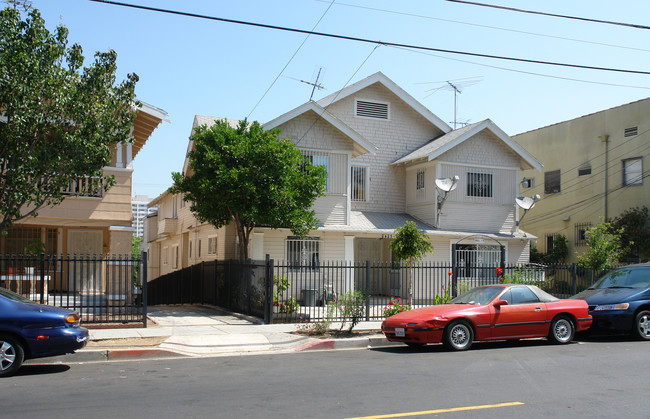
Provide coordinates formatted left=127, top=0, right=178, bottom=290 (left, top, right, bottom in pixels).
left=0, top=253, right=146, bottom=325
left=146, top=258, right=621, bottom=324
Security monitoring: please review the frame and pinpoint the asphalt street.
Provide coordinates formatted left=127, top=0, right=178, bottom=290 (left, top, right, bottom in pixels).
left=4, top=335, right=649, bottom=418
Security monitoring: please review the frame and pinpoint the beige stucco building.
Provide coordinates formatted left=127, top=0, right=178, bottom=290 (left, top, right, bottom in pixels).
left=145, top=73, right=543, bottom=296
left=513, top=97, right=649, bottom=263
left=1, top=102, right=167, bottom=262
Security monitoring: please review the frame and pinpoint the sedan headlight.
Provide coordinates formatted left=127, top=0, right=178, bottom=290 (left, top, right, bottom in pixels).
left=594, top=303, right=629, bottom=311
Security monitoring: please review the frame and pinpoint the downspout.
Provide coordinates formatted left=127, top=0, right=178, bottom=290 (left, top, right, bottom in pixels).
left=599, top=135, right=609, bottom=220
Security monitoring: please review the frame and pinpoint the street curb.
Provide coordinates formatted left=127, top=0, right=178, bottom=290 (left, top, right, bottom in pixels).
left=295, top=335, right=398, bottom=351
left=25, top=347, right=185, bottom=365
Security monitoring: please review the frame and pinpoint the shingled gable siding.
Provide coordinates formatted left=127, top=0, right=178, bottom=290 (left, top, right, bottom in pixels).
left=435, top=132, right=520, bottom=233
left=275, top=113, right=352, bottom=226
left=324, top=83, right=443, bottom=214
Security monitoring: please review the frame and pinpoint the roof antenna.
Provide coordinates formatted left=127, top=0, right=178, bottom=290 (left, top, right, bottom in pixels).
left=284, top=66, right=325, bottom=101
left=420, top=76, right=482, bottom=129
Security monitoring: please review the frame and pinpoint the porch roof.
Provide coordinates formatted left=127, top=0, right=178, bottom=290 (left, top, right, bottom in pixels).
left=317, top=211, right=536, bottom=240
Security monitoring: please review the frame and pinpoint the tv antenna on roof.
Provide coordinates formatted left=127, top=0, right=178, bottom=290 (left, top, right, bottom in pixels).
left=420, top=76, right=482, bottom=130
left=284, top=66, right=325, bottom=101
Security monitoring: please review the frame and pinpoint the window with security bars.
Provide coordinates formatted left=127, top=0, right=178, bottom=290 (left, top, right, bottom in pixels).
left=302, top=151, right=330, bottom=191
left=286, top=236, right=320, bottom=271
left=623, top=158, right=642, bottom=186
left=2, top=226, right=57, bottom=255
left=574, top=223, right=591, bottom=246
left=351, top=166, right=368, bottom=202
left=546, top=233, right=558, bottom=253
left=545, top=170, right=561, bottom=194
left=355, top=100, right=389, bottom=120
left=467, top=172, right=493, bottom=198
left=416, top=170, right=425, bottom=190
left=625, top=127, right=638, bottom=137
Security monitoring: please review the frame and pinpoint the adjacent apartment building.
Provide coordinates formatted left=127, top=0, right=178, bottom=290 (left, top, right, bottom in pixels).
left=514, top=97, right=649, bottom=262
left=132, top=195, right=157, bottom=238
left=144, top=72, right=542, bottom=295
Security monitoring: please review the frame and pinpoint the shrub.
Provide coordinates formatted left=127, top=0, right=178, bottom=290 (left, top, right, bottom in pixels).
left=383, top=297, right=411, bottom=317
left=337, top=290, right=367, bottom=332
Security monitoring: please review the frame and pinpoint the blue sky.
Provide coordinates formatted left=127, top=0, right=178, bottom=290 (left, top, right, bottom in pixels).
left=30, top=0, right=650, bottom=199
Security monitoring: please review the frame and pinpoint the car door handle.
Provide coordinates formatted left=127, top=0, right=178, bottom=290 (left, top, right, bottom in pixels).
left=535, top=307, right=542, bottom=312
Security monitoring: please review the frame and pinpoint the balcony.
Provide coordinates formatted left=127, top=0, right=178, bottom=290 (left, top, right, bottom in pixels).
left=157, top=217, right=177, bottom=237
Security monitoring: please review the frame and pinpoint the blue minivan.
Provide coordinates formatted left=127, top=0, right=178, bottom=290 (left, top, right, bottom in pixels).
left=572, top=263, right=650, bottom=340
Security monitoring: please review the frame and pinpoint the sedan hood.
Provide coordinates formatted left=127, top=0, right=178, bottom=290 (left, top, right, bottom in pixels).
left=573, top=287, right=645, bottom=305
left=386, top=304, right=478, bottom=321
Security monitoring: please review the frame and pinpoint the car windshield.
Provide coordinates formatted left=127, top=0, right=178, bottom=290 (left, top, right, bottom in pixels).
left=590, top=267, right=650, bottom=290
left=449, top=286, right=504, bottom=305
left=0, top=287, right=35, bottom=303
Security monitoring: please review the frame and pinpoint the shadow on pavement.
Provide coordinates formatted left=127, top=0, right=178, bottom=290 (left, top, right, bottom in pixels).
left=15, top=364, right=71, bottom=376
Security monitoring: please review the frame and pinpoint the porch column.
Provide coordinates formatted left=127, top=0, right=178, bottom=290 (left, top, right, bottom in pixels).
left=252, top=232, right=264, bottom=261
left=115, top=142, right=123, bottom=168
left=344, top=235, right=354, bottom=293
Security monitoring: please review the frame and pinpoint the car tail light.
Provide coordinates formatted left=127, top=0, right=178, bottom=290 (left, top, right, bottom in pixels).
left=65, top=313, right=80, bottom=324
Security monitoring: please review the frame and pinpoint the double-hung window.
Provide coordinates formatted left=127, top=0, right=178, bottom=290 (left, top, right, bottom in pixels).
left=208, top=237, right=217, bottom=255
left=286, top=236, right=320, bottom=271
left=623, top=158, right=642, bottom=186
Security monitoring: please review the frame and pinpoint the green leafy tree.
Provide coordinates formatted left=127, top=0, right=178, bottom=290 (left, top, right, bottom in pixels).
left=390, top=221, right=433, bottom=305
left=0, top=7, right=139, bottom=233
left=131, top=236, right=143, bottom=286
left=578, top=221, right=629, bottom=272
left=171, top=119, right=327, bottom=260
left=547, top=234, right=568, bottom=263
left=609, top=206, right=649, bottom=262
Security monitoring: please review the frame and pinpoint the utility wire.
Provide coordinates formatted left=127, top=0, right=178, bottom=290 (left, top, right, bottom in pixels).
left=247, top=1, right=335, bottom=119
left=87, top=0, right=650, bottom=76
left=317, top=0, right=650, bottom=53
left=391, top=45, right=650, bottom=90
left=446, top=0, right=650, bottom=30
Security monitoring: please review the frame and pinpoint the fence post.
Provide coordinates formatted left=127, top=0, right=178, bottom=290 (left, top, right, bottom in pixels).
left=142, top=251, right=148, bottom=328
left=366, top=260, right=371, bottom=321
left=571, top=263, right=577, bottom=295
left=39, top=252, right=45, bottom=304
left=451, top=244, right=458, bottom=297
left=265, top=255, right=273, bottom=324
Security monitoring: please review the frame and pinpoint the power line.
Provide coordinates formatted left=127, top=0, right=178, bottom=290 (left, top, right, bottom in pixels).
left=316, top=0, right=650, bottom=53
left=247, top=0, right=335, bottom=118
left=391, top=45, right=650, bottom=90
left=87, top=0, right=650, bottom=76
left=446, top=0, right=650, bottom=30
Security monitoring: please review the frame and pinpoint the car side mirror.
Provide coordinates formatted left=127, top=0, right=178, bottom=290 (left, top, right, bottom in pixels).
left=493, top=300, right=508, bottom=308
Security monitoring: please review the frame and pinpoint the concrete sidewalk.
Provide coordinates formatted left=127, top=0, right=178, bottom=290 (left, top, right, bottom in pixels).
left=29, top=305, right=391, bottom=364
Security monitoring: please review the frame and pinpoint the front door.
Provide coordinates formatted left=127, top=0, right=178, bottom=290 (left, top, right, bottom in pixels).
left=67, top=230, right=103, bottom=293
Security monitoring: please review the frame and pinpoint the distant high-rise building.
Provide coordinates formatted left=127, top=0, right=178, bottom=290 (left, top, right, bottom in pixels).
left=132, top=195, right=157, bottom=238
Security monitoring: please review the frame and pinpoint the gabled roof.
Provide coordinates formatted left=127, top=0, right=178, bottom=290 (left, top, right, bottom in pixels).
left=182, top=116, right=241, bottom=175
left=317, top=72, right=452, bottom=134
left=392, top=119, right=543, bottom=171
left=264, top=101, right=378, bottom=157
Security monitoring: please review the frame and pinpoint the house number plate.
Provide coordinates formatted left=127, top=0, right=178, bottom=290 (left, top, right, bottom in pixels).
left=395, top=328, right=405, bottom=337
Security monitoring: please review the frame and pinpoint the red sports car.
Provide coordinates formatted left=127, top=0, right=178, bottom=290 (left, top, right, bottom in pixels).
left=382, top=284, right=592, bottom=351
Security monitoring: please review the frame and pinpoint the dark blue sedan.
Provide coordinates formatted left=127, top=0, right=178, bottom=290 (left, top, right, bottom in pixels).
left=573, top=263, right=650, bottom=340
left=0, top=287, right=89, bottom=377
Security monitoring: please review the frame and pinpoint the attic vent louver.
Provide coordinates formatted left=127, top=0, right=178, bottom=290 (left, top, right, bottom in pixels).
left=625, top=127, right=638, bottom=137
left=355, top=100, right=389, bottom=120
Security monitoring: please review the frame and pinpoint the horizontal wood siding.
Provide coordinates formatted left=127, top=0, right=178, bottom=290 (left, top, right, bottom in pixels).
left=315, top=195, right=347, bottom=226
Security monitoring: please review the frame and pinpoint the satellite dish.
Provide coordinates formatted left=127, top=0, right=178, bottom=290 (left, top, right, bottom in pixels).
left=515, top=194, right=541, bottom=210
left=435, top=176, right=459, bottom=192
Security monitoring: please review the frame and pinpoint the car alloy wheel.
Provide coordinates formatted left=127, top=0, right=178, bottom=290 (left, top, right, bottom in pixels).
left=548, top=315, right=574, bottom=344
left=0, top=334, right=24, bottom=378
left=633, top=310, right=650, bottom=341
left=444, top=321, right=473, bottom=351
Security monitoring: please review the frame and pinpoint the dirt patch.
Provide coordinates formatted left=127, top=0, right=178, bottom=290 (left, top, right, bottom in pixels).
left=87, top=336, right=169, bottom=348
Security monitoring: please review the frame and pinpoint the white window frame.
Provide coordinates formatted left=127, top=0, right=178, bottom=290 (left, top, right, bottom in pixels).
left=351, top=164, right=369, bottom=202
left=171, top=245, right=179, bottom=269
left=623, top=157, right=643, bottom=186
left=208, top=236, right=217, bottom=255
left=466, top=171, right=493, bottom=198
left=302, top=150, right=330, bottom=192
left=162, top=246, right=168, bottom=265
